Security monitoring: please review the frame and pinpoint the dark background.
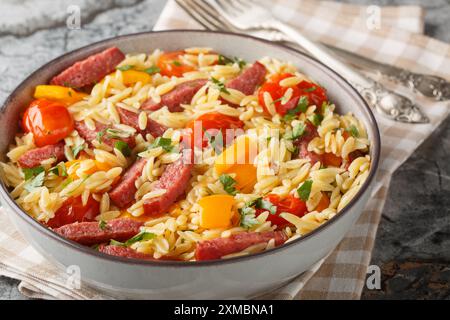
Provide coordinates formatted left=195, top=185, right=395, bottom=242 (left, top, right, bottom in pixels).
left=0, top=0, right=448, bottom=299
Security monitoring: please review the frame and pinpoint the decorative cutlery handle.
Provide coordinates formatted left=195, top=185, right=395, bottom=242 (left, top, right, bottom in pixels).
left=352, top=80, right=429, bottom=123
left=269, top=19, right=429, bottom=124
left=392, top=70, right=450, bottom=101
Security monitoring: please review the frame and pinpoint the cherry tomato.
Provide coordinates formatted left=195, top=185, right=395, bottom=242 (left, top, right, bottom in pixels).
left=46, top=195, right=100, bottom=229
left=258, top=73, right=328, bottom=116
left=22, top=99, right=74, bottom=147
left=157, top=51, right=195, bottom=77
left=297, top=80, right=327, bottom=109
left=322, top=152, right=342, bottom=167
left=315, top=192, right=330, bottom=212
left=186, top=113, right=244, bottom=149
left=256, top=194, right=307, bottom=228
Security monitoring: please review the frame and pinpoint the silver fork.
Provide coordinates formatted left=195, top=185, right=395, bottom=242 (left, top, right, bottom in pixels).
left=177, top=0, right=450, bottom=102
left=197, top=0, right=429, bottom=123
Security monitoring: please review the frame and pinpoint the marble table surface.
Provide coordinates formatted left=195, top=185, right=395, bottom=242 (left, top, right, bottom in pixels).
left=0, top=0, right=449, bottom=300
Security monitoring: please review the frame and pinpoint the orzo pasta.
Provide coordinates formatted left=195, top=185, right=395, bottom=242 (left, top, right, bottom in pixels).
left=0, top=46, right=371, bottom=261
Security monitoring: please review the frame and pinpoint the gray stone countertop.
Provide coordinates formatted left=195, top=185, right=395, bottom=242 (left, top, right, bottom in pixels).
left=0, top=0, right=449, bottom=300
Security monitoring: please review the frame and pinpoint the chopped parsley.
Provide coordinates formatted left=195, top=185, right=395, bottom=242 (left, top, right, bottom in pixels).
left=283, top=96, right=309, bottom=121
left=297, top=180, right=313, bottom=201
left=114, top=140, right=131, bottom=157
left=150, top=137, right=174, bottom=152
left=218, top=55, right=247, bottom=69
left=116, top=65, right=134, bottom=71
left=111, top=231, right=156, bottom=247
left=239, top=206, right=259, bottom=229
left=346, top=125, right=360, bottom=138
left=105, top=128, right=131, bottom=139
left=96, top=129, right=105, bottom=143
left=143, top=66, right=160, bottom=74
left=172, top=60, right=182, bottom=66
left=255, top=198, right=277, bottom=215
left=219, top=174, right=237, bottom=195
left=304, top=86, right=317, bottom=92
left=210, top=77, right=230, bottom=94
left=71, top=144, right=85, bottom=158
left=24, top=171, right=45, bottom=192
left=22, top=166, right=44, bottom=180
left=49, top=163, right=67, bottom=177
left=308, top=113, right=324, bottom=127
left=284, top=122, right=306, bottom=140
left=98, top=220, right=107, bottom=230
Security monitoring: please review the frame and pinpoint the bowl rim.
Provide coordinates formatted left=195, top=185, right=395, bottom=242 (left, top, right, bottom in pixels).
left=0, top=29, right=381, bottom=267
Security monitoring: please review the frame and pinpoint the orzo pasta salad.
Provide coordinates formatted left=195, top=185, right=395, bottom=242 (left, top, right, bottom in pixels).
left=0, top=46, right=371, bottom=261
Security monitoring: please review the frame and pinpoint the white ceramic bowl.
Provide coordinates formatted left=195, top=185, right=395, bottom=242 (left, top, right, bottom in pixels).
left=0, top=30, right=380, bottom=299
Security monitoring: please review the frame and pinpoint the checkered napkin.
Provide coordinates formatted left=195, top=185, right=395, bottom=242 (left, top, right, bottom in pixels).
left=0, top=0, right=449, bottom=300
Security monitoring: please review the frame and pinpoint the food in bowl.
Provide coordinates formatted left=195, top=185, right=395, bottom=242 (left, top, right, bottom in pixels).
left=0, top=46, right=371, bottom=262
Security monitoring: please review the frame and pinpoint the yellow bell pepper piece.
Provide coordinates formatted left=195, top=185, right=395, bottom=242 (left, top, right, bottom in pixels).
left=65, top=160, right=112, bottom=179
left=214, top=136, right=257, bottom=193
left=34, top=85, right=87, bottom=105
left=107, top=70, right=151, bottom=86
left=199, top=194, right=235, bottom=229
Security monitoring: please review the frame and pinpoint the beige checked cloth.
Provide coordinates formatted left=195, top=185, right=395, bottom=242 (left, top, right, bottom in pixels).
left=0, top=0, right=449, bottom=300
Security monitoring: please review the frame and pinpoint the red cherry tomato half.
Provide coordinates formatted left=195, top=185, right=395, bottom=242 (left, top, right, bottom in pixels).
left=258, top=73, right=328, bottom=116
left=185, top=112, right=244, bottom=149
left=46, top=195, right=100, bottom=229
left=22, top=99, right=74, bottom=147
left=157, top=51, right=195, bottom=77
left=256, top=194, right=307, bottom=229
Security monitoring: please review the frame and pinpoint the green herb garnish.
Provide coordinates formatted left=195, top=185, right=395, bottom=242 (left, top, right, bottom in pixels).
left=239, top=206, right=259, bottom=229
left=255, top=198, right=277, bottom=214
left=116, top=65, right=134, bottom=71
left=210, top=77, right=230, bottom=94
left=96, top=129, right=105, bottom=143
left=98, top=220, right=107, bottom=230
left=172, top=60, right=182, bottom=66
left=308, top=113, right=324, bottom=127
left=24, top=171, right=45, bottom=192
left=150, top=137, right=174, bottom=152
left=297, top=180, right=313, bottom=201
left=22, top=166, right=44, bottom=181
left=284, top=122, right=306, bottom=140
left=49, top=163, right=67, bottom=177
left=219, top=174, right=237, bottom=195
left=71, top=144, right=85, bottom=158
left=283, top=96, right=309, bottom=121
left=109, top=239, right=126, bottom=247
left=124, top=231, right=156, bottom=246
left=346, top=125, right=360, bottom=138
left=304, top=86, right=317, bottom=92
left=105, top=128, right=131, bottom=139
left=114, top=141, right=131, bottom=157
left=143, top=66, right=160, bottom=74
left=218, top=55, right=247, bottom=69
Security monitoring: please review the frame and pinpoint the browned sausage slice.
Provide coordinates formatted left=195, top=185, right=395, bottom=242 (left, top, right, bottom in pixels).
left=195, top=231, right=287, bottom=261
left=74, top=121, right=136, bottom=149
left=18, top=142, right=66, bottom=168
left=54, top=218, right=143, bottom=246
left=117, top=107, right=167, bottom=137
left=50, top=47, right=125, bottom=88
left=141, top=79, right=207, bottom=112
left=143, top=153, right=193, bottom=217
left=109, top=158, right=147, bottom=209
left=225, top=61, right=266, bottom=95
left=98, top=245, right=154, bottom=260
